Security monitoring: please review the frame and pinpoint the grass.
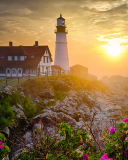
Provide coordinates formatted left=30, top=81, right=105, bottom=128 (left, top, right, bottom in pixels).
left=54, top=90, right=68, bottom=101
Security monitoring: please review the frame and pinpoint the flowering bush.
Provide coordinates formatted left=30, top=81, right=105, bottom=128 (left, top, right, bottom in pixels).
left=101, top=118, right=128, bottom=160
left=16, top=122, right=90, bottom=160
left=100, top=153, right=113, bottom=160
left=16, top=116, right=128, bottom=160
left=0, top=133, right=10, bottom=159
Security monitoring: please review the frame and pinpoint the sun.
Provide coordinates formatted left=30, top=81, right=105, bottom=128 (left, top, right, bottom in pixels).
left=106, top=44, right=122, bottom=57
left=104, top=40, right=123, bottom=57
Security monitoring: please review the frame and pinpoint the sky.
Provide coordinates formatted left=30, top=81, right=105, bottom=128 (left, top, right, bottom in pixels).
left=0, top=0, right=128, bottom=78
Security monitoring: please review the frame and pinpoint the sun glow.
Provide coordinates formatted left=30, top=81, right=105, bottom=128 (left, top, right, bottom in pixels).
left=104, top=40, right=124, bottom=57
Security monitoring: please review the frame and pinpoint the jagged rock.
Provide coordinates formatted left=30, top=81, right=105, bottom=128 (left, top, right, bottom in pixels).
left=2, top=85, right=13, bottom=96
left=42, top=99, right=49, bottom=106
left=2, top=155, right=9, bottom=160
left=17, top=84, right=23, bottom=91
left=12, top=149, right=23, bottom=160
left=17, top=104, right=23, bottom=110
left=34, top=123, right=44, bottom=131
left=12, top=87, right=17, bottom=92
left=23, top=132, right=33, bottom=144
left=0, top=127, right=10, bottom=138
left=11, top=105, right=26, bottom=119
left=49, top=99, right=55, bottom=102
left=106, top=105, right=124, bottom=120
left=3, top=85, right=12, bottom=91
left=39, top=89, right=54, bottom=99
left=79, top=104, right=90, bottom=113
left=20, top=91, right=25, bottom=98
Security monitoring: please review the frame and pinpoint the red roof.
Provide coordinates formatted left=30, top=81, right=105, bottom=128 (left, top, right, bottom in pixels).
left=0, top=45, right=52, bottom=68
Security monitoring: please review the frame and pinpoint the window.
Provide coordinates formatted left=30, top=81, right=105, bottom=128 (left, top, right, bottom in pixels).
left=31, top=55, right=35, bottom=58
left=20, top=56, right=24, bottom=61
left=0, top=67, right=5, bottom=73
left=7, top=69, right=10, bottom=74
left=8, top=56, right=12, bottom=61
left=57, top=19, right=62, bottom=26
left=18, top=69, right=21, bottom=74
left=43, top=56, right=48, bottom=63
left=12, top=69, right=16, bottom=74
left=1, top=56, right=4, bottom=58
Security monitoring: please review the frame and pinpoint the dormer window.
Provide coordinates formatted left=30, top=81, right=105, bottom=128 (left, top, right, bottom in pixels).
left=8, top=56, right=25, bottom=61
left=31, top=55, right=35, bottom=58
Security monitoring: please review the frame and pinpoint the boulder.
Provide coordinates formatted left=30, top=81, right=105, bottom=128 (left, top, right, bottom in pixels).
left=0, top=127, right=10, bottom=138
left=2, top=85, right=13, bottom=96
left=23, top=132, right=33, bottom=144
left=11, top=105, right=26, bottom=119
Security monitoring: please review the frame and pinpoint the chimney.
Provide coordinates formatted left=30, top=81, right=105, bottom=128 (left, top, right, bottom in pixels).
left=35, top=41, right=38, bottom=47
left=9, top=41, right=13, bottom=47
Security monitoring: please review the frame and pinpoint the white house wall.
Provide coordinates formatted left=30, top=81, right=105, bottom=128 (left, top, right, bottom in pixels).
left=39, top=51, right=52, bottom=73
left=5, top=68, right=23, bottom=77
left=0, top=74, right=6, bottom=76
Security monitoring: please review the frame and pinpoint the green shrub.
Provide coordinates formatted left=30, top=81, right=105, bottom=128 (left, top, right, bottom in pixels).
left=16, top=122, right=90, bottom=160
left=45, top=101, right=56, bottom=108
left=0, top=100, right=15, bottom=129
left=22, top=97, right=37, bottom=118
left=0, top=133, right=10, bottom=159
left=54, top=90, right=68, bottom=101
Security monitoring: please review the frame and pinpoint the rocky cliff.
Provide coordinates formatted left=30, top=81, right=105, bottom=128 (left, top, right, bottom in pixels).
left=0, top=75, right=127, bottom=159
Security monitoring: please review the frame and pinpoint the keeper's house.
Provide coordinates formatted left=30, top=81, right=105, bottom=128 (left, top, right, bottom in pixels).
left=0, top=41, right=52, bottom=78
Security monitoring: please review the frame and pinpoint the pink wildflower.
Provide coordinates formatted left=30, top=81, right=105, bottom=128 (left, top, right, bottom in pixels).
left=121, top=133, right=126, bottom=137
left=108, top=126, right=116, bottom=134
left=100, top=153, right=113, bottom=160
left=57, top=140, right=60, bottom=143
left=123, top=118, right=128, bottom=122
left=83, top=153, right=89, bottom=160
left=0, top=142, right=4, bottom=149
left=0, top=141, right=3, bottom=145
left=125, top=137, right=128, bottom=141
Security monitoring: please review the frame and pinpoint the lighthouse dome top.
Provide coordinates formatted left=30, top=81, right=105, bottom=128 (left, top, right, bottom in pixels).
left=57, top=14, right=65, bottom=20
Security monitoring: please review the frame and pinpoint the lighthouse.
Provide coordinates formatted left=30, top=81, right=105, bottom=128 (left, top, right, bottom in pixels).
left=54, top=14, right=70, bottom=71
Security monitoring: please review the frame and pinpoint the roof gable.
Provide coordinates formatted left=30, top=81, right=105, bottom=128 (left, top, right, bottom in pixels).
left=0, top=45, right=52, bottom=68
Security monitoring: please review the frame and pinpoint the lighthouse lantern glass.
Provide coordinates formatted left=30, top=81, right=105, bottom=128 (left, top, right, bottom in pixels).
left=57, top=19, right=64, bottom=26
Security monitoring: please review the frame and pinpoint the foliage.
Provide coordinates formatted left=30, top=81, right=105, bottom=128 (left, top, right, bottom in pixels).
left=0, top=96, right=15, bottom=129
left=16, top=122, right=90, bottom=160
left=0, top=133, right=10, bottom=159
left=54, top=90, right=68, bottom=101
left=0, top=92, right=41, bottom=129
left=102, top=119, right=128, bottom=160
left=21, top=96, right=37, bottom=118
left=15, top=113, right=128, bottom=160
left=21, top=75, right=107, bottom=98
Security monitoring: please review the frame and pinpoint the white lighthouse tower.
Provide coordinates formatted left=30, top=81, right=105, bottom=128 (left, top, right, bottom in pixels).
left=54, top=14, right=70, bottom=71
